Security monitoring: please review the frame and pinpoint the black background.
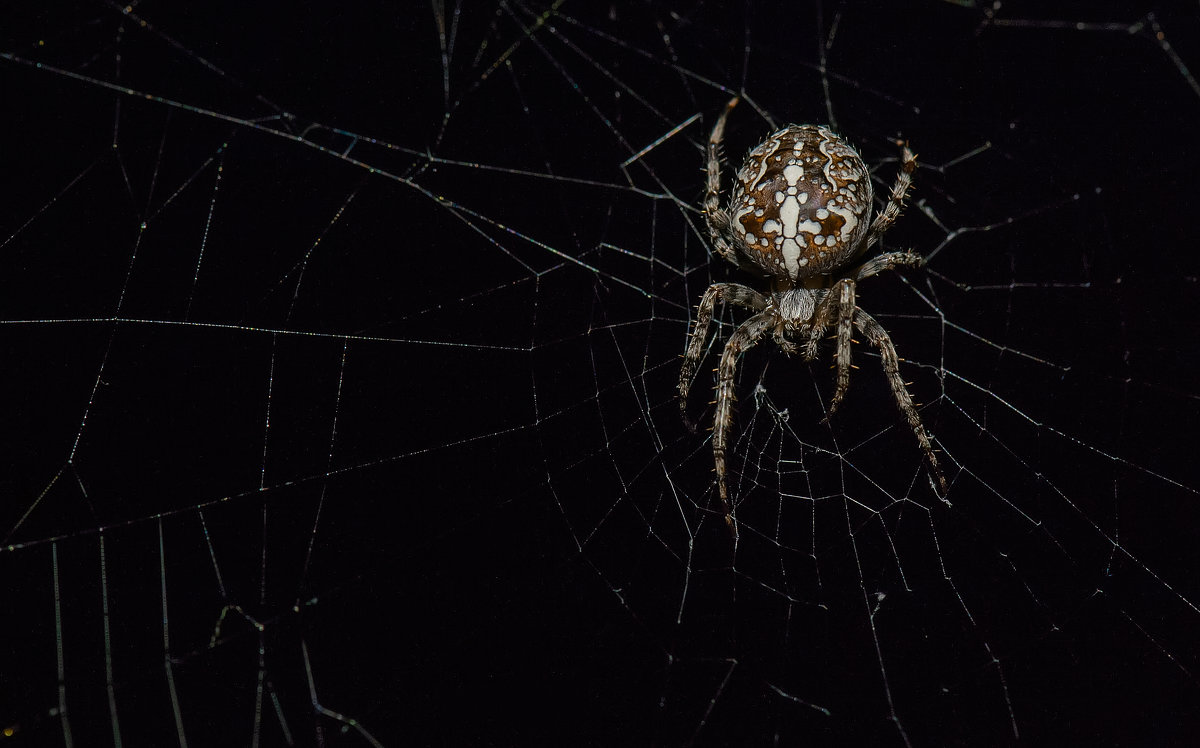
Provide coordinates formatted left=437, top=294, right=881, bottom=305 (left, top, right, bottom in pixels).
left=3, top=2, right=1200, bottom=746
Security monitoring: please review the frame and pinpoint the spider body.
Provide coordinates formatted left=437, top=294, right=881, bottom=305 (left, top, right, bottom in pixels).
left=680, top=98, right=947, bottom=539
left=729, top=124, right=873, bottom=280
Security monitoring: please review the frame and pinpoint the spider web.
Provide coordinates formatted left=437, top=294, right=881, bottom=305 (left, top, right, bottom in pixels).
left=3, top=1, right=1199, bottom=745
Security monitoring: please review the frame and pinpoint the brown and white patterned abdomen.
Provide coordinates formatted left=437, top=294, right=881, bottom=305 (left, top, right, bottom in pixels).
left=729, top=125, right=874, bottom=282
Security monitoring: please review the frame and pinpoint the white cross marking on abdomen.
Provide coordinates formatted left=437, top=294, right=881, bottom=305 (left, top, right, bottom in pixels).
left=779, top=163, right=820, bottom=278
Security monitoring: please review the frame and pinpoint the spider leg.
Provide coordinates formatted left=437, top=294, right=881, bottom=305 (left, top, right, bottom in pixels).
left=679, top=283, right=768, bottom=432
left=851, top=251, right=924, bottom=282
left=821, top=279, right=857, bottom=420
left=853, top=308, right=949, bottom=496
left=803, top=287, right=833, bottom=361
left=713, top=311, right=774, bottom=539
left=705, top=98, right=744, bottom=268
left=863, top=141, right=917, bottom=252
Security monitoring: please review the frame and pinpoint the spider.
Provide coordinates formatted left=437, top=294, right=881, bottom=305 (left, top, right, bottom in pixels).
left=679, top=98, right=948, bottom=538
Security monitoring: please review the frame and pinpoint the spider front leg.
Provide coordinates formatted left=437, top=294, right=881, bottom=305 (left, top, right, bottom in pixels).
left=854, top=308, right=949, bottom=496
left=815, top=251, right=925, bottom=419
left=679, top=282, right=767, bottom=432
left=712, top=312, right=774, bottom=539
left=821, top=279, right=857, bottom=420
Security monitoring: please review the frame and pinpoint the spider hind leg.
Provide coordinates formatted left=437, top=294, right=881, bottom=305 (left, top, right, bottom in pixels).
left=704, top=98, right=743, bottom=269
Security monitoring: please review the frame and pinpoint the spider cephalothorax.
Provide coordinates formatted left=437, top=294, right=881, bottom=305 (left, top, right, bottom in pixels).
left=679, top=98, right=948, bottom=539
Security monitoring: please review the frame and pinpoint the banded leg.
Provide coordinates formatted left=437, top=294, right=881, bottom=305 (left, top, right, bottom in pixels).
left=854, top=308, right=948, bottom=496
left=851, top=251, right=924, bottom=282
left=679, top=282, right=767, bottom=431
left=713, top=312, right=775, bottom=538
left=803, top=287, right=834, bottom=361
left=704, top=98, right=742, bottom=267
left=822, top=279, right=857, bottom=419
left=863, top=142, right=917, bottom=252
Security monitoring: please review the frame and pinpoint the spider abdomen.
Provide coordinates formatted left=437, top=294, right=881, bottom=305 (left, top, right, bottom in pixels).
left=730, top=125, right=873, bottom=282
